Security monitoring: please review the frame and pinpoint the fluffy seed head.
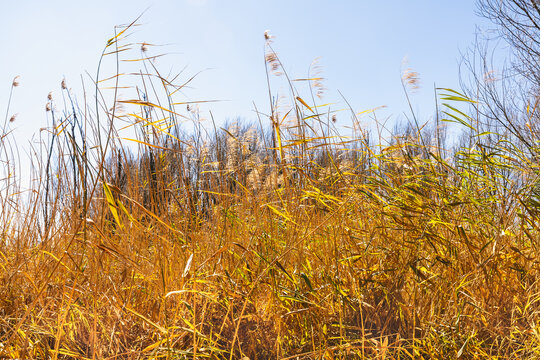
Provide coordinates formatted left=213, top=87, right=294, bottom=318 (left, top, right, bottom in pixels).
left=265, top=53, right=277, bottom=64
left=47, top=92, right=53, bottom=101
left=46, top=103, right=51, bottom=112
left=401, top=57, right=420, bottom=91
left=310, top=58, right=325, bottom=99
left=243, top=126, right=258, bottom=145
left=402, top=68, right=420, bottom=91
left=484, top=70, right=496, bottom=83
left=9, top=114, right=17, bottom=123
left=61, top=79, right=67, bottom=90
left=12, top=76, right=20, bottom=87
left=265, top=52, right=281, bottom=74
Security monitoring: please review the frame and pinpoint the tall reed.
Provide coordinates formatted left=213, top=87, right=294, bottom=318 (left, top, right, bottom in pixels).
left=0, top=21, right=539, bottom=359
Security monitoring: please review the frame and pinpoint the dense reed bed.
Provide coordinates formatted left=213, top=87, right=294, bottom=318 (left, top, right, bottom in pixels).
left=1, top=21, right=539, bottom=359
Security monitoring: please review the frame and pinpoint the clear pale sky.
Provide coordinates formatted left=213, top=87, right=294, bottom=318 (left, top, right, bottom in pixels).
left=1, top=0, right=493, bottom=146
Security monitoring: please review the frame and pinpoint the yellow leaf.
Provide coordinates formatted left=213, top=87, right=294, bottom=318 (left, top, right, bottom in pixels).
left=103, top=182, right=123, bottom=228
left=120, top=138, right=172, bottom=151
left=266, top=204, right=298, bottom=225
left=296, top=96, right=315, bottom=113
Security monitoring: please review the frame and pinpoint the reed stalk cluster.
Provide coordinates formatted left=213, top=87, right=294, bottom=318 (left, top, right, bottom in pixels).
left=0, top=20, right=539, bottom=359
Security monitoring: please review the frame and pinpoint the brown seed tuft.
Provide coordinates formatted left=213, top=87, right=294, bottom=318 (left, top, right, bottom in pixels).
left=402, top=68, right=420, bottom=91
left=12, top=76, right=20, bottom=87
left=265, top=52, right=280, bottom=73
left=401, top=57, right=420, bottom=91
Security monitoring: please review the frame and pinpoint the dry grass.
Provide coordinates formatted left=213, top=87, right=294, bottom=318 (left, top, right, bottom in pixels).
left=1, top=21, right=540, bottom=359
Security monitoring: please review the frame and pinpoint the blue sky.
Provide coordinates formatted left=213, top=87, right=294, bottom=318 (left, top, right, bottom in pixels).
left=1, top=0, right=493, bottom=145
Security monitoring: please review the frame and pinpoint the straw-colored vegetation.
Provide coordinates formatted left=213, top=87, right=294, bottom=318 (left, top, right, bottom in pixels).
left=1, top=6, right=540, bottom=359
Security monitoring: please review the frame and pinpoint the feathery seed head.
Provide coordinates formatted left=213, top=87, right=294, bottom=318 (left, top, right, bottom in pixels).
left=47, top=92, right=53, bottom=101
left=188, top=104, right=199, bottom=115
left=12, top=76, right=20, bottom=87
left=313, top=80, right=326, bottom=99
left=243, top=126, right=258, bottom=145
left=483, top=70, right=496, bottom=83
left=403, top=68, right=420, bottom=90
left=310, top=58, right=326, bottom=98
left=402, top=68, right=420, bottom=91
left=401, top=57, right=420, bottom=91
left=46, top=103, right=51, bottom=112
left=9, top=113, right=17, bottom=123
left=265, top=53, right=277, bottom=64
left=265, top=52, right=281, bottom=74
left=109, top=100, right=125, bottom=114
left=247, top=165, right=262, bottom=189
left=339, top=159, right=353, bottom=172
left=225, top=122, right=241, bottom=170
left=61, top=79, right=67, bottom=90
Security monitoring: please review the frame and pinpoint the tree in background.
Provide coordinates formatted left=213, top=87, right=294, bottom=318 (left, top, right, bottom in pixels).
left=478, top=0, right=540, bottom=89
left=459, top=0, right=539, bottom=154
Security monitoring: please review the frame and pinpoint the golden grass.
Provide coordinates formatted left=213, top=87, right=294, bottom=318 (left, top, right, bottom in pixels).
left=1, top=21, right=540, bottom=359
